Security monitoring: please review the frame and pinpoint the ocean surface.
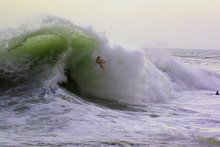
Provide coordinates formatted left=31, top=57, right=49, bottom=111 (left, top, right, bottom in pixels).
left=0, top=17, right=220, bottom=146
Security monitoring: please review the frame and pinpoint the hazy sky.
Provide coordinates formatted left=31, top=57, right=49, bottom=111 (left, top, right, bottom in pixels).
left=0, top=0, right=220, bottom=49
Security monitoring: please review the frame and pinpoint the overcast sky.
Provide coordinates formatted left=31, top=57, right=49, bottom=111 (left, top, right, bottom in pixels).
left=0, top=0, right=220, bottom=49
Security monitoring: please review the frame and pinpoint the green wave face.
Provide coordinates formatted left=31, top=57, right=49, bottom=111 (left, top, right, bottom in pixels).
left=64, top=30, right=101, bottom=95
left=0, top=24, right=100, bottom=89
left=2, top=24, right=99, bottom=64
left=9, top=34, right=66, bottom=61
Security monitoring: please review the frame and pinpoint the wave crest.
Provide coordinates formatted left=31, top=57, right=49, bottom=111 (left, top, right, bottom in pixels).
left=4, top=16, right=220, bottom=105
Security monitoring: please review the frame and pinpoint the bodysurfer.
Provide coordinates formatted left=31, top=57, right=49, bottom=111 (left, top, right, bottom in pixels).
left=96, top=56, right=106, bottom=69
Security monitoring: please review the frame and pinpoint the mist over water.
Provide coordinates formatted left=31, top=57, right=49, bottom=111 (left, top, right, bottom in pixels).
left=147, top=50, right=220, bottom=91
left=0, top=16, right=220, bottom=146
left=0, top=16, right=175, bottom=104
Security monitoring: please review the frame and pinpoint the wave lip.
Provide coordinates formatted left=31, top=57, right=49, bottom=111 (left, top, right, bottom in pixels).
left=0, top=16, right=182, bottom=104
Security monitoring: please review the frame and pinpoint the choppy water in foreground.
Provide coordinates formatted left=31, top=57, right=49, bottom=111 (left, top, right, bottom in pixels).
left=0, top=17, right=220, bottom=146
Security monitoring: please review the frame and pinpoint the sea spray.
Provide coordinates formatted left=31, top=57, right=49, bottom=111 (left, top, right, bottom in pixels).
left=67, top=41, right=172, bottom=104
left=0, top=16, right=173, bottom=104
left=145, top=49, right=220, bottom=91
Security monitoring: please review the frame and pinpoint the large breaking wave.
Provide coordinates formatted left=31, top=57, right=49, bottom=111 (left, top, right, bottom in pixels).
left=0, top=17, right=220, bottom=105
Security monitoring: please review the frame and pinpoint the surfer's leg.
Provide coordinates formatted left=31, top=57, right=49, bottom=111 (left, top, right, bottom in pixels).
left=100, top=64, right=104, bottom=69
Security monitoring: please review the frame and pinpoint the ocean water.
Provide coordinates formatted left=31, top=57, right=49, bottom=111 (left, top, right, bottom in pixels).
left=0, top=17, right=220, bottom=146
